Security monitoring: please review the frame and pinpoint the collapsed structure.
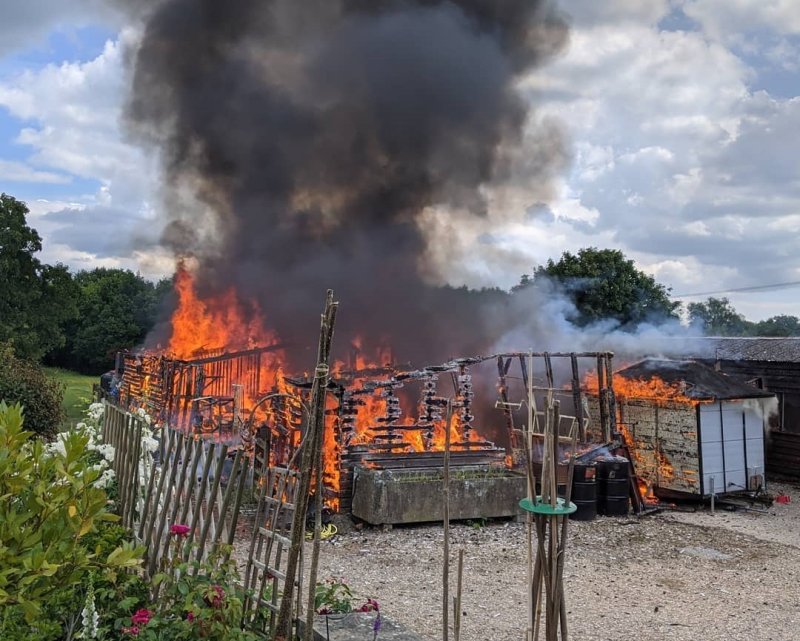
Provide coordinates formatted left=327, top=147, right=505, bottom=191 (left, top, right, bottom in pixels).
left=110, top=334, right=778, bottom=521
left=111, top=347, right=619, bottom=519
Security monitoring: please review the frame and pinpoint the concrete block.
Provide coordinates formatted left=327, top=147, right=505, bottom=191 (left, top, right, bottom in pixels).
left=351, top=465, right=527, bottom=525
left=306, top=612, right=424, bottom=641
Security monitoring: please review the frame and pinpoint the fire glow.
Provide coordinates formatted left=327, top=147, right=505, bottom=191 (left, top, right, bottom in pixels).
left=584, top=370, right=686, bottom=503
left=585, top=370, right=699, bottom=407
left=163, top=268, right=486, bottom=509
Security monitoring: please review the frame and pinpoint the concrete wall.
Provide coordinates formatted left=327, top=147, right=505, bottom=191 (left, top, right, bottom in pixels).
left=351, top=466, right=527, bottom=525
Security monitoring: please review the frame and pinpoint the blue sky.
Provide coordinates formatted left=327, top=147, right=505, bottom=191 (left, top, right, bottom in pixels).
left=1, top=0, right=799, bottom=321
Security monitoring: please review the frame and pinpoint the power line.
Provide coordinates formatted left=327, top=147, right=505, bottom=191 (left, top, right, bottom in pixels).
left=673, top=280, right=800, bottom=299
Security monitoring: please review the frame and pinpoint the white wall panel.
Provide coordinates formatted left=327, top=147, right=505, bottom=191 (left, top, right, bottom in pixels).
left=699, top=404, right=722, bottom=444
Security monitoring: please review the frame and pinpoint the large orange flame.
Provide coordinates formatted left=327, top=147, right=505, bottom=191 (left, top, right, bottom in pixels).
left=163, top=271, right=492, bottom=511
left=585, top=369, right=685, bottom=504
left=585, top=371, right=698, bottom=406
left=169, top=264, right=278, bottom=359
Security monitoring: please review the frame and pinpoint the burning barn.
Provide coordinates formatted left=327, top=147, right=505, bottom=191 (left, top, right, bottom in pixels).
left=110, top=325, right=620, bottom=524
left=599, top=359, right=776, bottom=499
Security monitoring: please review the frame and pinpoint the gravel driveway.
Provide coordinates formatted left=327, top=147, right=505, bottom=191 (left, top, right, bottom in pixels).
left=306, top=481, right=800, bottom=641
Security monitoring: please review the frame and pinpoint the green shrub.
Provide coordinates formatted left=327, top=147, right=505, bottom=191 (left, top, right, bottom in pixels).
left=120, top=544, right=260, bottom=641
left=0, top=341, right=64, bottom=437
left=0, top=402, right=143, bottom=638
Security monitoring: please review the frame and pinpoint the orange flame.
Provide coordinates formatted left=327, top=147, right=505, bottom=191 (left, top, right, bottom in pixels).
left=586, top=371, right=697, bottom=406
left=585, top=369, right=686, bottom=503
left=169, top=264, right=278, bottom=359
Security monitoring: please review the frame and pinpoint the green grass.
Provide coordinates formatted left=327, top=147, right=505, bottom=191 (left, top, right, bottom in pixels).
left=44, top=367, right=99, bottom=426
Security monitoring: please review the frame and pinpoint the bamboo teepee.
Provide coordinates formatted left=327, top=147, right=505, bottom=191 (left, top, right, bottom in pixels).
left=520, top=355, right=579, bottom=641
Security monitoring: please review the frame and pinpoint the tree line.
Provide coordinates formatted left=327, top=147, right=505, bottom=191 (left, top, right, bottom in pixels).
left=514, top=247, right=800, bottom=337
left=1, top=193, right=171, bottom=375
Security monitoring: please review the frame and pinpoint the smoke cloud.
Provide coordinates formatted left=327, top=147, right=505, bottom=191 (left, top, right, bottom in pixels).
left=123, top=0, right=570, bottom=366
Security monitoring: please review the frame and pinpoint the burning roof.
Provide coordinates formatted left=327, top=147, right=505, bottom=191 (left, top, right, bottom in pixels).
left=616, top=359, right=774, bottom=401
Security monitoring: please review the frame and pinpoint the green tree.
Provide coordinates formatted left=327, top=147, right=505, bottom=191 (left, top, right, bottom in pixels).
left=67, top=269, right=169, bottom=373
left=0, top=194, right=78, bottom=360
left=686, top=297, right=754, bottom=336
left=0, top=342, right=64, bottom=437
left=519, top=247, right=679, bottom=327
left=752, top=314, right=800, bottom=337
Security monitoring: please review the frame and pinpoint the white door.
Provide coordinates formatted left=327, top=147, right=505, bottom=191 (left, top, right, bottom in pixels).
left=699, top=403, right=724, bottom=495
left=720, top=401, right=747, bottom=492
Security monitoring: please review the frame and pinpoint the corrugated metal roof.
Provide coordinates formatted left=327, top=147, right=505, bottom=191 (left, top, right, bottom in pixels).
left=616, top=358, right=775, bottom=401
left=668, top=337, right=800, bottom=363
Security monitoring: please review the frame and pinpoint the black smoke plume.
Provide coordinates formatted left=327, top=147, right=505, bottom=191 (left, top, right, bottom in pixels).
left=126, top=0, right=569, bottom=367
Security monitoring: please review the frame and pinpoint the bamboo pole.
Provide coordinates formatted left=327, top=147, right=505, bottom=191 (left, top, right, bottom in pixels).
left=274, top=290, right=337, bottom=641
left=304, top=426, right=325, bottom=641
left=442, top=402, right=453, bottom=641
left=453, top=548, right=464, bottom=641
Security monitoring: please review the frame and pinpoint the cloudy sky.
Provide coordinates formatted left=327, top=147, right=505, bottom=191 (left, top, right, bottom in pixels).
left=1, top=0, right=799, bottom=321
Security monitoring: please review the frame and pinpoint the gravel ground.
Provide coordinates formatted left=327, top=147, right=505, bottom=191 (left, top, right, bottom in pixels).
left=235, top=481, right=800, bottom=641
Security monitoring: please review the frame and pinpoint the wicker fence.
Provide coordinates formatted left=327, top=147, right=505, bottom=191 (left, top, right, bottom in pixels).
left=101, top=402, right=251, bottom=572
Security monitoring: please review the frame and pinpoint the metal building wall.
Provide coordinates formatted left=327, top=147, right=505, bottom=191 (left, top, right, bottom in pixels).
left=698, top=400, right=766, bottom=495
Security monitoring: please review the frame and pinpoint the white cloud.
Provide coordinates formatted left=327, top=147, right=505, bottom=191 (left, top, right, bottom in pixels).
left=562, top=1, right=672, bottom=27
left=486, top=1, right=800, bottom=321
left=0, top=159, right=71, bottom=183
left=683, top=0, right=800, bottom=40
left=0, top=0, right=122, bottom=58
left=0, top=27, right=166, bottom=276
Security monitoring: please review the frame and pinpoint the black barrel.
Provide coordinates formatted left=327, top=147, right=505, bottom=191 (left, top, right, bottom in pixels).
left=573, top=463, right=597, bottom=483
left=597, top=458, right=630, bottom=516
left=569, top=463, right=597, bottom=521
left=597, top=459, right=630, bottom=481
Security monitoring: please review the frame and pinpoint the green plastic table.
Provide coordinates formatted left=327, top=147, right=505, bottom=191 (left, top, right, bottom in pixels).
left=519, top=496, right=577, bottom=516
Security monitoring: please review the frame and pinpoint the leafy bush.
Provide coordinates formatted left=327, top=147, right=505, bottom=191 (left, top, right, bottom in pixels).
left=0, top=402, right=143, bottom=639
left=0, top=341, right=64, bottom=437
left=314, top=578, right=355, bottom=614
left=118, top=539, right=260, bottom=641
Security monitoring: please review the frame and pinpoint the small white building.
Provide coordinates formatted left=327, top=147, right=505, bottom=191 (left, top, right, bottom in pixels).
left=612, top=359, right=776, bottom=498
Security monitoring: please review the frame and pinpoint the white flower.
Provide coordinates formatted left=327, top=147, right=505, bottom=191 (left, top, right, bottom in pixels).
left=95, top=443, right=115, bottom=463
left=142, top=437, right=159, bottom=454
left=79, top=578, right=100, bottom=639
left=92, top=468, right=115, bottom=489
left=45, top=439, right=67, bottom=458
left=87, top=403, right=105, bottom=422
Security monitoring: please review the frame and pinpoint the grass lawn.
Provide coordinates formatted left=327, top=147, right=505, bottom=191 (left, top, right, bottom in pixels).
left=44, top=367, right=99, bottom=426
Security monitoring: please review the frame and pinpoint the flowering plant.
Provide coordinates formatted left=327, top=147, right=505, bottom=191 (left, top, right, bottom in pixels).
left=169, top=523, right=191, bottom=538
left=45, top=402, right=117, bottom=491
left=314, top=579, right=382, bottom=640
left=116, top=545, right=259, bottom=640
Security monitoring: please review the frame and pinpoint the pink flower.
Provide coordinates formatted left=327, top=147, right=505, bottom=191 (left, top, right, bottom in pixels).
left=170, top=524, right=191, bottom=537
left=131, top=608, right=153, bottom=625
left=359, top=598, right=380, bottom=612
left=187, top=611, right=195, bottom=623
left=121, top=625, right=140, bottom=636
left=205, top=585, right=225, bottom=609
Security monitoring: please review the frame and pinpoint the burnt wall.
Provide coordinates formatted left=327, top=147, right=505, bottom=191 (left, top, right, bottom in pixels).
left=587, top=397, right=701, bottom=495
left=621, top=400, right=701, bottom=495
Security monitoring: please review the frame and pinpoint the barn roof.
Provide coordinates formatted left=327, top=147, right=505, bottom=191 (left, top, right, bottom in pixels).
left=672, top=337, right=800, bottom=363
left=616, top=359, right=775, bottom=401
